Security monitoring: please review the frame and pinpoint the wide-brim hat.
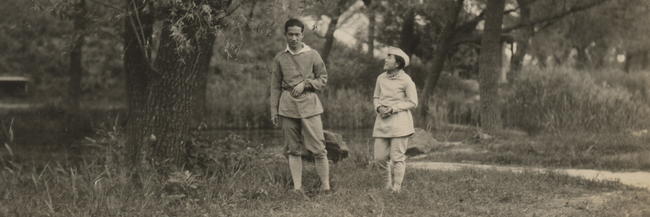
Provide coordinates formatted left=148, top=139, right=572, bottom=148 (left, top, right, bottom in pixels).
left=386, top=46, right=410, bottom=67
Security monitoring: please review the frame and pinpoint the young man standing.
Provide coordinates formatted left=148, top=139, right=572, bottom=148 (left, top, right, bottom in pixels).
left=270, top=18, right=331, bottom=194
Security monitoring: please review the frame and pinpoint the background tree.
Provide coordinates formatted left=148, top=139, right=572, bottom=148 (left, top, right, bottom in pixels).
left=306, top=0, right=358, bottom=65
left=123, top=0, right=241, bottom=170
left=507, top=0, right=532, bottom=82
left=510, top=0, right=613, bottom=70
left=67, top=0, right=87, bottom=111
left=479, top=0, right=506, bottom=130
left=362, top=0, right=376, bottom=58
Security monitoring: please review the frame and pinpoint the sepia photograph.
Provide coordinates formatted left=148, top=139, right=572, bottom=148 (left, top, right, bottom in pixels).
left=1, top=0, right=649, bottom=216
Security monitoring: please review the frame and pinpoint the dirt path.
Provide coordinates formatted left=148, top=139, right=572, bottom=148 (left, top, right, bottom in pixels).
left=409, top=161, right=650, bottom=190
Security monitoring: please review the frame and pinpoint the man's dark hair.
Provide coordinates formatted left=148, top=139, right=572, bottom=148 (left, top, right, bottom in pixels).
left=395, top=55, right=406, bottom=69
left=284, top=18, right=305, bottom=33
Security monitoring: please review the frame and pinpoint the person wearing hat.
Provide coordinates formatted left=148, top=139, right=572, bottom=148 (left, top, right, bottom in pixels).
left=372, top=46, right=418, bottom=193
left=269, top=18, right=331, bottom=195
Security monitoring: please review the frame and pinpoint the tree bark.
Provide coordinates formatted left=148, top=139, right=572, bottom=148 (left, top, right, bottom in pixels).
left=508, top=0, right=532, bottom=82
left=322, top=16, right=338, bottom=66
left=144, top=20, right=209, bottom=167
left=69, top=0, right=86, bottom=111
left=479, top=0, right=506, bottom=131
left=321, top=0, right=349, bottom=65
left=123, top=0, right=239, bottom=170
left=124, top=0, right=154, bottom=168
left=399, top=8, right=417, bottom=56
left=366, top=1, right=375, bottom=58
left=418, top=0, right=464, bottom=123
left=625, top=52, right=634, bottom=73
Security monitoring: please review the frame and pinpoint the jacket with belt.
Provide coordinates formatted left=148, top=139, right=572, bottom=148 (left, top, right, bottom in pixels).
left=270, top=44, right=328, bottom=118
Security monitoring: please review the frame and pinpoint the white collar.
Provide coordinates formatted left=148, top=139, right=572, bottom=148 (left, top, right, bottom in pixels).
left=385, top=69, right=405, bottom=80
left=285, top=43, right=312, bottom=55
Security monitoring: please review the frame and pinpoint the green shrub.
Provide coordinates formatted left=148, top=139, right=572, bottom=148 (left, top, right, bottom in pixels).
left=321, top=88, right=375, bottom=129
left=590, top=69, right=650, bottom=103
left=504, top=67, right=650, bottom=133
left=206, top=71, right=270, bottom=129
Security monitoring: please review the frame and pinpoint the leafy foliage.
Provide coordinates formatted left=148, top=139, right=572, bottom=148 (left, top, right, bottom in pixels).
left=504, top=67, right=650, bottom=133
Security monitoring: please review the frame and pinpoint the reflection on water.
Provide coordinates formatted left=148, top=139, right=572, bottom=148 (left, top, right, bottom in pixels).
left=205, top=129, right=374, bottom=150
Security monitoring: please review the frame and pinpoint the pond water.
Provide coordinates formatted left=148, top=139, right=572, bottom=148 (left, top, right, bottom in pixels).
left=205, top=128, right=374, bottom=149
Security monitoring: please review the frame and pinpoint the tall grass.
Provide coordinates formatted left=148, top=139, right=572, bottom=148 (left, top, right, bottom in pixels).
left=321, top=88, right=375, bottom=129
left=2, top=144, right=645, bottom=217
left=206, top=70, right=270, bottom=129
left=206, top=74, right=379, bottom=129
left=2, top=124, right=649, bottom=216
left=504, top=67, right=650, bottom=133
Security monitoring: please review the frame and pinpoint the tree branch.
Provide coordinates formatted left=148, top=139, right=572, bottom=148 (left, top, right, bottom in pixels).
left=127, top=0, right=158, bottom=76
left=214, top=0, right=242, bottom=22
left=455, top=11, right=484, bottom=33
left=452, top=0, right=610, bottom=45
left=502, top=0, right=611, bottom=33
left=86, top=0, right=121, bottom=11
left=455, top=7, right=518, bottom=33
left=452, top=33, right=514, bottom=45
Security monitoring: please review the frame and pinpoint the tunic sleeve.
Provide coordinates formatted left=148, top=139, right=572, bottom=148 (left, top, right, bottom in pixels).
left=390, top=79, right=418, bottom=113
left=304, top=51, right=327, bottom=91
left=270, top=57, right=282, bottom=117
left=373, top=76, right=381, bottom=113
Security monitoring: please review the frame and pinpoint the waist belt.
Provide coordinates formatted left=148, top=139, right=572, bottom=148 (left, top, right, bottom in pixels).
left=281, top=84, right=313, bottom=92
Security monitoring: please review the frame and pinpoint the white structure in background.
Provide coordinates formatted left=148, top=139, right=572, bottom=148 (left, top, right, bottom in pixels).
left=300, top=0, right=526, bottom=82
left=301, top=1, right=390, bottom=59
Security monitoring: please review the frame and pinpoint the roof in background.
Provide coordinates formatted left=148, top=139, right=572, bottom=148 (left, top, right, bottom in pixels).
left=0, top=76, right=30, bottom=82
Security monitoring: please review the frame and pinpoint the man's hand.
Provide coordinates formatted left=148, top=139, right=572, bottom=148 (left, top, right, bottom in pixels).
left=271, top=115, right=279, bottom=127
left=291, top=81, right=305, bottom=97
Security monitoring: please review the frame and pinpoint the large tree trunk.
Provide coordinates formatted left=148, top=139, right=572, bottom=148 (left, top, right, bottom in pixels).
left=321, top=0, right=349, bottom=65
left=508, top=0, right=532, bottom=82
left=144, top=21, right=208, bottom=167
left=399, top=9, right=417, bottom=56
left=69, top=0, right=86, bottom=111
left=479, top=0, right=506, bottom=131
left=124, top=0, right=237, bottom=171
left=367, top=1, right=375, bottom=58
left=418, top=0, right=464, bottom=123
left=322, top=16, right=338, bottom=65
left=124, top=0, right=154, bottom=168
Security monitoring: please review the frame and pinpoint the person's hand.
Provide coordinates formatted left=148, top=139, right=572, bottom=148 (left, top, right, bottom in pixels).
left=291, top=81, right=305, bottom=97
left=271, top=115, right=279, bottom=127
left=378, top=106, right=393, bottom=118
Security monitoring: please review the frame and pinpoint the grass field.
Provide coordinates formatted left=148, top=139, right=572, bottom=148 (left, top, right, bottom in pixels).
left=2, top=141, right=650, bottom=217
left=421, top=126, right=650, bottom=171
